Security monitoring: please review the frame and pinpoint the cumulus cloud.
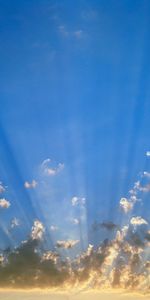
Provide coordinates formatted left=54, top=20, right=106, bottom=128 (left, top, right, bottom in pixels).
left=120, top=197, right=133, bottom=213
left=41, top=158, right=64, bottom=176
left=0, top=198, right=10, bottom=209
left=0, top=182, right=5, bottom=194
left=71, top=196, right=86, bottom=206
left=11, top=218, right=20, bottom=229
left=31, top=220, right=45, bottom=241
left=130, top=216, right=148, bottom=227
left=56, top=239, right=79, bottom=249
left=24, top=180, right=37, bottom=189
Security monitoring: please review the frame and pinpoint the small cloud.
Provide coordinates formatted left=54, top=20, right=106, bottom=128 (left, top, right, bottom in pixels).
left=0, top=198, right=10, bottom=209
left=41, top=158, right=64, bottom=176
left=71, top=218, right=79, bottom=225
left=56, top=239, right=79, bottom=249
left=41, top=251, right=59, bottom=263
left=50, top=225, right=58, bottom=231
left=71, top=196, right=86, bottom=206
left=24, top=180, right=37, bottom=189
left=58, top=25, right=69, bottom=37
left=130, top=216, right=148, bottom=227
left=100, top=221, right=118, bottom=231
left=143, top=171, right=150, bottom=178
left=0, top=182, right=5, bottom=194
left=81, top=9, right=98, bottom=20
left=146, top=151, right=150, bottom=157
left=120, top=198, right=133, bottom=213
left=11, top=218, right=20, bottom=229
left=73, top=30, right=83, bottom=39
left=31, top=220, right=45, bottom=241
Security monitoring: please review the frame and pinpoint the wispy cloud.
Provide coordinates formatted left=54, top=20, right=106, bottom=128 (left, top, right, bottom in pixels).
left=58, top=25, right=84, bottom=40
left=41, top=158, right=64, bottom=176
left=0, top=198, right=10, bottom=209
left=24, top=180, right=37, bottom=189
left=50, top=225, right=58, bottom=231
left=71, top=196, right=86, bottom=206
left=11, top=217, right=20, bottom=229
left=0, top=182, right=5, bottom=194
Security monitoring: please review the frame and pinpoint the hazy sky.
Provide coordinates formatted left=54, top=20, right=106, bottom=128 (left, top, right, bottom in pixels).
left=0, top=290, right=150, bottom=300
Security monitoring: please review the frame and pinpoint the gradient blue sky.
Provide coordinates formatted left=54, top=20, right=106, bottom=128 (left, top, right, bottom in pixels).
left=0, top=0, right=150, bottom=253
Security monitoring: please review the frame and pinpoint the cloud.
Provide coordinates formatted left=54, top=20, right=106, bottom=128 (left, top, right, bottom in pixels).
left=50, top=225, right=58, bottom=231
left=92, top=221, right=118, bottom=231
left=71, top=196, right=86, bottom=206
left=56, top=239, right=79, bottom=249
left=142, top=171, right=150, bottom=178
left=100, top=221, right=118, bottom=231
left=24, top=180, right=37, bottom=189
left=31, top=220, right=45, bottom=241
left=11, top=218, right=20, bottom=229
left=120, top=197, right=133, bottom=213
left=73, top=30, right=83, bottom=39
left=146, top=151, right=150, bottom=157
left=58, top=25, right=84, bottom=40
left=130, top=216, right=148, bottom=227
left=0, top=198, right=10, bottom=209
left=41, top=251, right=59, bottom=263
left=41, top=158, right=64, bottom=176
left=0, top=182, right=5, bottom=194
left=71, top=218, right=79, bottom=225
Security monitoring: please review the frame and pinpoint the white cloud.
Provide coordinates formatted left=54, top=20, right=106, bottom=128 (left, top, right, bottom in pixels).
left=71, top=196, right=86, bottom=206
left=146, top=151, right=150, bottom=157
left=71, top=218, right=79, bottom=225
left=143, top=171, right=150, bottom=178
left=31, top=220, right=45, bottom=240
left=0, top=198, right=10, bottom=209
left=24, top=180, right=37, bottom=189
left=120, top=198, right=133, bottom=213
left=130, top=216, right=148, bottom=226
left=56, top=239, right=79, bottom=249
left=58, top=25, right=69, bottom=37
left=50, top=225, right=58, bottom=231
left=0, top=182, right=5, bottom=194
left=11, top=218, right=20, bottom=229
left=41, top=158, right=64, bottom=176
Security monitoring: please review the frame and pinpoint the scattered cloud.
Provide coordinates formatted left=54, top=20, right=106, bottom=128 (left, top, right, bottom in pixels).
left=146, top=151, right=150, bottom=157
left=130, top=216, right=148, bottom=227
left=56, top=239, right=79, bottom=249
left=71, top=218, right=79, bottom=225
left=11, top=217, right=20, bottom=229
left=50, top=225, right=58, bottom=231
left=58, top=25, right=84, bottom=40
left=0, top=182, right=5, bottom=194
left=31, top=220, right=45, bottom=241
left=0, top=198, right=10, bottom=209
left=24, top=180, right=37, bottom=189
left=120, top=197, right=133, bottom=213
left=71, top=196, right=86, bottom=206
left=100, top=221, right=118, bottom=231
left=41, top=158, right=64, bottom=176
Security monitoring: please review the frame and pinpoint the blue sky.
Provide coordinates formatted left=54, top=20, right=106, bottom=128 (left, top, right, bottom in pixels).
left=0, top=0, right=150, bottom=255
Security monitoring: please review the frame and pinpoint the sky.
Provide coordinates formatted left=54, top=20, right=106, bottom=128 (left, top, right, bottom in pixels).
left=0, top=0, right=150, bottom=295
